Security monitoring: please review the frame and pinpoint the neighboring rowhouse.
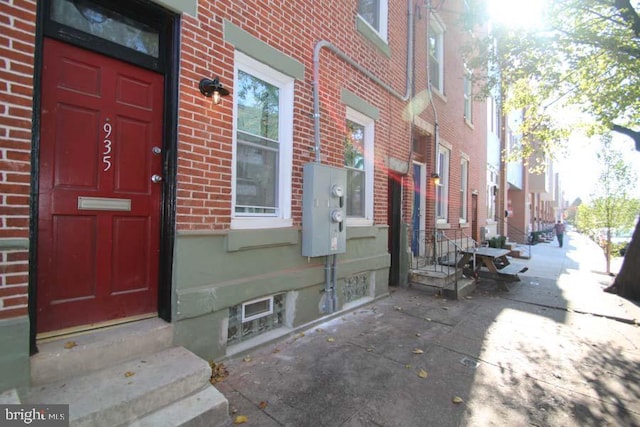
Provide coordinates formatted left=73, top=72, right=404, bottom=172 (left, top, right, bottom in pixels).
left=0, top=0, right=487, bottom=401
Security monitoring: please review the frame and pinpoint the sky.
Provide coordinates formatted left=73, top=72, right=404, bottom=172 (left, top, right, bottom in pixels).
left=558, top=133, right=640, bottom=204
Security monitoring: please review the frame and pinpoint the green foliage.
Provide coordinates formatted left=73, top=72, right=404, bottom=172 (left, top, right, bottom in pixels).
left=575, top=134, right=640, bottom=250
left=487, top=235, right=507, bottom=249
left=464, top=0, right=640, bottom=158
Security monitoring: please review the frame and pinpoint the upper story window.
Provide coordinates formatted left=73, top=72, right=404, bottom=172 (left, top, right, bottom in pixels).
left=429, top=19, right=445, bottom=93
left=358, top=0, right=389, bottom=41
left=464, top=69, right=473, bottom=123
left=232, top=52, right=294, bottom=229
left=436, top=145, right=450, bottom=222
left=345, top=108, right=375, bottom=226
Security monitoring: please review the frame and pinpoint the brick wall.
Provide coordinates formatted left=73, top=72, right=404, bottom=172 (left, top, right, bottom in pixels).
left=0, top=0, right=36, bottom=320
left=176, top=0, right=412, bottom=230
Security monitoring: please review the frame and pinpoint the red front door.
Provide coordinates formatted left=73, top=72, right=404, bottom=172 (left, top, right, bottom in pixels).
left=37, top=38, right=164, bottom=333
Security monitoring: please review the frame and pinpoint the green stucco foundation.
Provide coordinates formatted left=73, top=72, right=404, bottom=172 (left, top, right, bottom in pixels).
left=0, top=316, right=30, bottom=393
left=173, top=226, right=390, bottom=360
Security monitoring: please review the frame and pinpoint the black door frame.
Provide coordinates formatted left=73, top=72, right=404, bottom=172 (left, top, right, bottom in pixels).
left=29, top=0, right=180, bottom=354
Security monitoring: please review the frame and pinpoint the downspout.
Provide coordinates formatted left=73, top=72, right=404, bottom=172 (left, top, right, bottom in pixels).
left=425, top=0, right=441, bottom=265
left=312, top=0, right=415, bottom=312
left=312, top=1, right=414, bottom=162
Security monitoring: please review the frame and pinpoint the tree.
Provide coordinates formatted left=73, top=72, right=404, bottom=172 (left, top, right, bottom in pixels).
left=464, top=0, right=640, bottom=299
left=575, top=135, right=639, bottom=273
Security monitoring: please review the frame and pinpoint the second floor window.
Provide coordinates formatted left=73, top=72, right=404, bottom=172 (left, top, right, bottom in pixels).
left=429, top=20, right=444, bottom=93
left=358, top=0, right=388, bottom=41
left=464, top=70, right=473, bottom=123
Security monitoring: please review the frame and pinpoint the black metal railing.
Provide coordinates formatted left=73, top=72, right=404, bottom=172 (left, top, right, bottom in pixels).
left=410, top=228, right=478, bottom=272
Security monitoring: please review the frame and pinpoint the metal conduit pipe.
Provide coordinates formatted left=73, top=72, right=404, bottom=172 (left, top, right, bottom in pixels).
left=312, top=0, right=414, bottom=162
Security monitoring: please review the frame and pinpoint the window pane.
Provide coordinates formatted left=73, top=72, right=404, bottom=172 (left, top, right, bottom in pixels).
left=50, top=0, right=159, bottom=57
left=358, top=0, right=379, bottom=30
left=235, top=70, right=281, bottom=215
left=237, top=71, right=280, bottom=140
left=347, top=169, right=365, bottom=217
left=235, top=141, right=278, bottom=214
left=345, top=120, right=365, bottom=170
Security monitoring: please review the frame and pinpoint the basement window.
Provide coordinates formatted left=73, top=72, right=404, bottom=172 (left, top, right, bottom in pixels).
left=228, top=293, right=286, bottom=345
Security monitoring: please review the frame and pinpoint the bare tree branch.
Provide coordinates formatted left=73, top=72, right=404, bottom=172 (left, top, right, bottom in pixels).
left=612, top=124, right=640, bottom=150
left=612, top=0, right=640, bottom=37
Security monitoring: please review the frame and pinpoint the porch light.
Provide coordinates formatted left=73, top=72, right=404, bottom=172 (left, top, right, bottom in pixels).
left=431, top=172, right=440, bottom=186
left=199, top=77, right=230, bottom=105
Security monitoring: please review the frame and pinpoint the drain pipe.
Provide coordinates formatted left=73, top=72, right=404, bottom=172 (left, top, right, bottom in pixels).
left=313, top=1, right=415, bottom=313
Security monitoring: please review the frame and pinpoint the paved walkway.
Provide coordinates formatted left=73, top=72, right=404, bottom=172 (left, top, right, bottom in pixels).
left=216, top=232, right=640, bottom=426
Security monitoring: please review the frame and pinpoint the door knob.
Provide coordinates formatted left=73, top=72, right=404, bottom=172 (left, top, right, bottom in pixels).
left=151, top=174, right=163, bottom=183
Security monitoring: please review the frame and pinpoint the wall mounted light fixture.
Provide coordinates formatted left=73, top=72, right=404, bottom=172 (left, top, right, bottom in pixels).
left=430, top=172, right=440, bottom=186
left=199, top=77, right=230, bottom=105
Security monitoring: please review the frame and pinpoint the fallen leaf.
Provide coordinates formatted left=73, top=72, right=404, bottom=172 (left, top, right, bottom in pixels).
left=441, top=307, right=449, bottom=310
left=299, top=332, right=305, bottom=338
left=405, top=364, right=412, bottom=369
left=259, top=401, right=268, bottom=409
left=64, top=341, right=77, bottom=349
left=367, top=348, right=374, bottom=352
left=415, top=333, right=421, bottom=337
left=209, top=361, right=229, bottom=384
left=412, top=349, right=424, bottom=354
left=452, top=396, right=464, bottom=404
left=418, top=369, right=428, bottom=378
left=243, top=356, right=252, bottom=362
left=231, top=407, right=238, bottom=414
left=124, top=371, right=135, bottom=378
left=394, top=306, right=403, bottom=311
left=272, top=348, right=280, bottom=354
left=316, top=328, right=324, bottom=333
left=233, top=415, right=248, bottom=424
left=327, top=337, right=335, bottom=342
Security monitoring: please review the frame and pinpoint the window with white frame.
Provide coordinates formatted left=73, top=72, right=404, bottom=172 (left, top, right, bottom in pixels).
left=487, top=169, right=498, bottom=221
left=460, top=159, right=468, bottom=222
left=345, top=108, right=374, bottom=226
left=358, top=0, right=388, bottom=41
left=429, top=19, right=444, bottom=93
left=463, top=69, right=473, bottom=123
left=232, top=52, right=294, bottom=229
left=436, top=146, right=449, bottom=221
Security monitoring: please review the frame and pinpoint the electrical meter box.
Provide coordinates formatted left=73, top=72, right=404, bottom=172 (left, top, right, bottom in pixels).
left=302, top=163, right=347, bottom=257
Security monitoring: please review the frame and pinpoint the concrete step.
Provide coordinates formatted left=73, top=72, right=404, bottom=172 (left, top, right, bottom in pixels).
left=31, top=318, right=173, bottom=386
left=442, top=277, right=476, bottom=300
left=134, top=385, right=228, bottom=427
left=25, top=346, right=226, bottom=427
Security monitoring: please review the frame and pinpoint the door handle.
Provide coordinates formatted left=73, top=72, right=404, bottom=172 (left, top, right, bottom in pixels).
left=151, top=174, right=163, bottom=183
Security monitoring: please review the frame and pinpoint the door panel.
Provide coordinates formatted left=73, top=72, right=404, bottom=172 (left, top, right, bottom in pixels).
left=37, top=38, right=164, bottom=333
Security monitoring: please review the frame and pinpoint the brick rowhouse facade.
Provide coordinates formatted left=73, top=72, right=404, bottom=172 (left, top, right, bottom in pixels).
left=0, top=0, right=488, bottom=393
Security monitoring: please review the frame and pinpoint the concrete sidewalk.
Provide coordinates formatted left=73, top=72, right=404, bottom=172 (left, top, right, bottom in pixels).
left=215, top=232, right=640, bottom=426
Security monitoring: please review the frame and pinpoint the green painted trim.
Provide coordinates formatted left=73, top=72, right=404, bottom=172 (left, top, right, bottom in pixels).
left=341, top=89, right=380, bottom=120
left=0, top=316, right=30, bottom=393
left=151, top=0, right=196, bottom=16
left=0, top=238, right=29, bottom=250
left=176, top=252, right=390, bottom=320
left=223, top=20, right=305, bottom=80
left=347, top=224, right=386, bottom=240
left=356, top=16, right=391, bottom=58
left=227, top=227, right=299, bottom=252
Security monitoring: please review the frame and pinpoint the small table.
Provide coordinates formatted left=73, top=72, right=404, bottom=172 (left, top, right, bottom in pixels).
left=457, top=247, right=512, bottom=274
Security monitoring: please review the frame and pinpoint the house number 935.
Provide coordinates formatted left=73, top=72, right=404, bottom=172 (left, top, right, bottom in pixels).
left=103, top=122, right=112, bottom=172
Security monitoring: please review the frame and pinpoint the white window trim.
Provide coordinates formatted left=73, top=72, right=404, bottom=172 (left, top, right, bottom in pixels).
left=429, top=17, right=445, bottom=94
left=436, top=145, right=449, bottom=223
left=358, top=0, right=389, bottom=42
left=231, top=52, right=294, bottom=230
left=459, top=158, right=469, bottom=223
left=346, top=107, right=374, bottom=227
left=463, top=68, right=473, bottom=124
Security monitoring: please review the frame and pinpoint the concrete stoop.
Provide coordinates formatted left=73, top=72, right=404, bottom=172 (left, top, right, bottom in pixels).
left=409, top=268, right=476, bottom=300
left=25, top=319, right=229, bottom=427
